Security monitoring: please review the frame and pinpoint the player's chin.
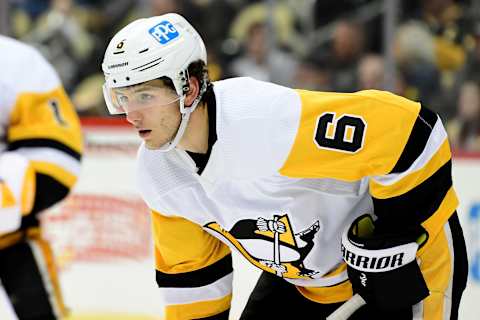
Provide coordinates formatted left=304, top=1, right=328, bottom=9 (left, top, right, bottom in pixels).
left=145, top=141, right=161, bottom=150
left=144, top=138, right=168, bottom=150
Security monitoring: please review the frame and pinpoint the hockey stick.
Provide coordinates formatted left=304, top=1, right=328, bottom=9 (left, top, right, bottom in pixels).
left=326, top=293, right=366, bottom=320
left=273, top=216, right=285, bottom=276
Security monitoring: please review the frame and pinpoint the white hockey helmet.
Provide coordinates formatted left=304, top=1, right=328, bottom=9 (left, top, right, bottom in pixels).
left=102, top=13, right=208, bottom=151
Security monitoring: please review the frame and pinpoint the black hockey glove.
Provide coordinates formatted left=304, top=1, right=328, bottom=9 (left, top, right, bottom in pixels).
left=341, top=214, right=430, bottom=310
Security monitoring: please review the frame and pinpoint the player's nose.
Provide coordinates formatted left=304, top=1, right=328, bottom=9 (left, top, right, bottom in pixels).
left=125, top=109, right=142, bottom=125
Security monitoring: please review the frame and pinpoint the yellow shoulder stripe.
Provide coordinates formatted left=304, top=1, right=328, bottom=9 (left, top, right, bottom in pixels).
left=280, top=90, right=419, bottom=181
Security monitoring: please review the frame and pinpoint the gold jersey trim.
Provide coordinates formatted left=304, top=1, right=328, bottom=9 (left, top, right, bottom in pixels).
left=31, top=161, right=77, bottom=188
left=164, top=294, right=231, bottom=320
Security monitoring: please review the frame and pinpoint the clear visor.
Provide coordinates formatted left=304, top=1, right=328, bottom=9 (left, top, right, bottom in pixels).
left=103, top=83, right=181, bottom=115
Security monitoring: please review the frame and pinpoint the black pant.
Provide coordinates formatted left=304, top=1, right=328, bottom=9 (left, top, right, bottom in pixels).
left=0, top=239, right=59, bottom=319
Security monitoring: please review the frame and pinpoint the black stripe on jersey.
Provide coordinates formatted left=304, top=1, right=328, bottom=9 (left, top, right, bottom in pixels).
left=20, top=173, right=70, bottom=229
left=194, top=309, right=230, bottom=320
left=187, top=86, right=217, bottom=175
left=448, top=212, right=468, bottom=320
left=390, top=107, right=438, bottom=174
left=373, top=160, right=452, bottom=230
left=156, top=253, right=232, bottom=288
left=8, top=138, right=82, bottom=161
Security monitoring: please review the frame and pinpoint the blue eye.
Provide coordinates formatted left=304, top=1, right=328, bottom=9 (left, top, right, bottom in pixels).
left=138, top=93, right=153, bottom=102
left=117, top=95, right=129, bottom=105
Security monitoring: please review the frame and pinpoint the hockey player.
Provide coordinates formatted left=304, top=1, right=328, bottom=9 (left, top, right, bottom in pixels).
left=102, top=14, right=468, bottom=319
left=0, top=36, right=83, bottom=319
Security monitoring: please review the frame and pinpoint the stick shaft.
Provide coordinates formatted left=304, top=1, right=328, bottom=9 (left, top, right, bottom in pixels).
left=326, top=294, right=366, bottom=320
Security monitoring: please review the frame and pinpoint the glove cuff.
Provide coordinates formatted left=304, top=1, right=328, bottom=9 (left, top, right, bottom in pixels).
left=346, top=259, right=430, bottom=309
left=341, top=230, right=419, bottom=273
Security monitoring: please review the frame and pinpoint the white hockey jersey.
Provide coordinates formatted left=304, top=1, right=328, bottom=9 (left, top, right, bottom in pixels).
left=137, top=77, right=457, bottom=319
left=0, top=36, right=82, bottom=241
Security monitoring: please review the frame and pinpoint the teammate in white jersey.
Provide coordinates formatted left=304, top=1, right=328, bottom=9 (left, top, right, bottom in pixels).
left=102, top=14, right=467, bottom=319
left=0, top=36, right=83, bottom=319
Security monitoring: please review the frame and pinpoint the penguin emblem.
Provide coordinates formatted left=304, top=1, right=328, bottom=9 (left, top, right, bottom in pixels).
left=205, top=214, right=320, bottom=279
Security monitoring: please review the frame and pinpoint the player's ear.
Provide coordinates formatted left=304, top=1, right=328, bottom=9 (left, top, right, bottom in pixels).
left=184, top=76, right=200, bottom=107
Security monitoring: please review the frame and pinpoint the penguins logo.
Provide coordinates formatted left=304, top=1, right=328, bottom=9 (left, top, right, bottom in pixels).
left=205, top=214, right=320, bottom=278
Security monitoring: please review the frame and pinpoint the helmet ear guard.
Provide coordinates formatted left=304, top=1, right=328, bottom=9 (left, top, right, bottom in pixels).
left=179, top=67, right=209, bottom=112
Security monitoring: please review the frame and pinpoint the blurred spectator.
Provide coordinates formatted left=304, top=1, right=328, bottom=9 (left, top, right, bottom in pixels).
left=418, top=0, right=474, bottom=72
left=456, top=22, right=480, bottom=85
left=229, top=22, right=298, bottom=86
left=425, top=0, right=475, bottom=119
left=149, top=0, right=177, bottom=13
left=394, top=21, right=445, bottom=114
left=9, top=0, right=50, bottom=19
left=447, top=81, right=480, bottom=151
left=313, top=0, right=383, bottom=53
left=293, top=56, right=332, bottom=91
left=324, top=20, right=366, bottom=92
left=74, top=0, right=136, bottom=40
left=313, top=0, right=374, bottom=28
left=9, top=0, right=50, bottom=38
left=228, top=2, right=302, bottom=55
left=21, top=0, right=95, bottom=92
left=7, top=0, right=478, bottom=121
left=394, top=21, right=436, bottom=67
left=393, top=0, right=476, bottom=120
left=357, top=53, right=384, bottom=90
left=146, top=0, right=203, bottom=29
left=191, top=0, right=238, bottom=68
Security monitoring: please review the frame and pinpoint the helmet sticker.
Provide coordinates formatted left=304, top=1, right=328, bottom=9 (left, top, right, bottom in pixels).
left=149, top=21, right=179, bottom=44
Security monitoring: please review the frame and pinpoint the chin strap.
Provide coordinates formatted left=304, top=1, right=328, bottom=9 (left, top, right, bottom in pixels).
left=158, top=71, right=209, bottom=152
left=157, top=89, right=205, bottom=152
left=158, top=109, right=191, bottom=152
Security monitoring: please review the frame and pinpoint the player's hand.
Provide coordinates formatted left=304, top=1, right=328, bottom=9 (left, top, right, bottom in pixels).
left=256, top=217, right=286, bottom=233
left=341, top=214, right=430, bottom=310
